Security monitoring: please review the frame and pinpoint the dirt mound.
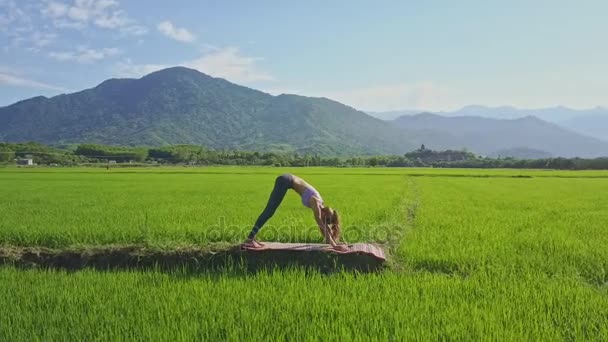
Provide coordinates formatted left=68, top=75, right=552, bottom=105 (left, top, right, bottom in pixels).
left=0, top=244, right=386, bottom=273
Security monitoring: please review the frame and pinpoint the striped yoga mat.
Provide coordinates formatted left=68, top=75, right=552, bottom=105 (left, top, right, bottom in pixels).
left=241, top=242, right=386, bottom=261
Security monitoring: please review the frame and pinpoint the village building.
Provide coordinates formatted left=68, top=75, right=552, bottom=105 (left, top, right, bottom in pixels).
left=16, top=158, right=34, bottom=166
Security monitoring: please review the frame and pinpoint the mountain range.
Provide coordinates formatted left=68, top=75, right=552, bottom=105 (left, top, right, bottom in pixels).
left=1, top=67, right=607, bottom=158
left=370, top=105, right=608, bottom=141
left=391, top=113, right=607, bottom=158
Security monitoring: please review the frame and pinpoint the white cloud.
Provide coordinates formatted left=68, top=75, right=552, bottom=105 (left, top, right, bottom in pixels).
left=44, top=1, right=68, bottom=17
left=185, top=47, right=274, bottom=83
left=31, top=32, right=57, bottom=47
left=22, top=31, right=57, bottom=53
left=112, top=58, right=168, bottom=78
left=49, top=46, right=121, bottom=63
left=121, top=24, right=147, bottom=35
left=52, top=18, right=85, bottom=29
left=42, top=0, right=147, bottom=35
left=95, top=11, right=127, bottom=28
left=0, top=0, right=29, bottom=27
left=3, top=1, right=146, bottom=55
left=0, top=71, right=65, bottom=91
left=5, top=27, right=57, bottom=52
left=318, top=82, right=453, bottom=112
left=157, top=20, right=195, bottom=43
left=112, top=47, right=274, bottom=84
left=0, top=0, right=34, bottom=34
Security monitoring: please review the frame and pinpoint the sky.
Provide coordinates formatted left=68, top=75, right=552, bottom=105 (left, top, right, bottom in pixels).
left=1, top=0, right=607, bottom=112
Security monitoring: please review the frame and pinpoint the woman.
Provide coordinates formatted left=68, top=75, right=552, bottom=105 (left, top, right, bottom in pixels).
left=244, top=173, right=347, bottom=251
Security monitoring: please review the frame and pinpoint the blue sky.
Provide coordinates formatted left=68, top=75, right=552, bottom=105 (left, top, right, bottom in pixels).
left=1, top=0, right=607, bottom=111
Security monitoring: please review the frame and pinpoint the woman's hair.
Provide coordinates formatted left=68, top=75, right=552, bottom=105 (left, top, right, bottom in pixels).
left=323, top=207, right=341, bottom=241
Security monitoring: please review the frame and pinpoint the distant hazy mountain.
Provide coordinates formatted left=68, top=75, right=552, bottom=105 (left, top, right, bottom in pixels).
left=440, top=105, right=608, bottom=123
left=451, top=106, right=608, bottom=141
left=376, top=105, right=608, bottom=142
left=373, top=104, right=608, bottom=122
left=0, top=67, right=415, bottom=156
left=366, top=110, right=424, bottom=121
left=488, top=147, right=554, bottom=159
left=391, top=113, right=608, bottom=158
left=560, top=114, right=608, bottom=141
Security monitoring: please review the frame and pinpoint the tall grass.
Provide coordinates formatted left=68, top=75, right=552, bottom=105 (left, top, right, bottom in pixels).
left=1, top=167, right=607, bottom=340
left=0, top=169, right=407, bottom=247
left=0, top=268, right=606, bottom=341
left=399, top=177, right=608, bottom=285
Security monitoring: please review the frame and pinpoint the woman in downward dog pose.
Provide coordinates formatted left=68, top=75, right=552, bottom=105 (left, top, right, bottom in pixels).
left=244, top=174, right=347, bottom=251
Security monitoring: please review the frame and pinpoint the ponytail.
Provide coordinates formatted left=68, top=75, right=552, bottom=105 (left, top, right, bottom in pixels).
left=330, top=209, right=341, bottom=241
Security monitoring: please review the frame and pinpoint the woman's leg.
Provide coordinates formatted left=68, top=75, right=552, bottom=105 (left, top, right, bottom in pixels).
left=247, top=175, right=293, bottom=240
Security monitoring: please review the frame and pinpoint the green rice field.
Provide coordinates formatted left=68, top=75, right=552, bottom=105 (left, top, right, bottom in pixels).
left=1, top=167, right=607, bottom=340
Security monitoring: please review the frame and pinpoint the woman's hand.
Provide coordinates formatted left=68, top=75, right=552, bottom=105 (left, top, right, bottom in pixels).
left=331, top=243, right=349, bottom=252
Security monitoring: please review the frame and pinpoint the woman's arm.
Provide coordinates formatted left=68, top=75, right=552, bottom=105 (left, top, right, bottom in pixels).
left=312, top=204, right=341, bottom=248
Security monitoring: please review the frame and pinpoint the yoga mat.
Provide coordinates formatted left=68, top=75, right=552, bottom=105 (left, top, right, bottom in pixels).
left=241, top=242, right=386, bottom=261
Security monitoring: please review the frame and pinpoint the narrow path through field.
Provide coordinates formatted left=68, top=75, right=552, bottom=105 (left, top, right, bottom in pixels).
left=405, top=176, right=421, bottom=230
left=378, top=176, right=422, bottom=270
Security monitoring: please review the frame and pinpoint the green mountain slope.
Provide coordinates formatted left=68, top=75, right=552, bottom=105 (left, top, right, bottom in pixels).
left=0, top=67, right=413, bottom=155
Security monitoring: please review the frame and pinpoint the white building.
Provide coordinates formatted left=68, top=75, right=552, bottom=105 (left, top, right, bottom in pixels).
left=16, top=158, right=33, bottom=166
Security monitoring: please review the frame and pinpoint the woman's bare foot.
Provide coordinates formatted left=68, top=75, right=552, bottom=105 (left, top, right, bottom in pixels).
left=243, top=238, right=265, bottom=249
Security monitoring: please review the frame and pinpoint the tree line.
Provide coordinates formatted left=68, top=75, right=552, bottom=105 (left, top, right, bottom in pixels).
left=1, top=142, right=608, bottom=170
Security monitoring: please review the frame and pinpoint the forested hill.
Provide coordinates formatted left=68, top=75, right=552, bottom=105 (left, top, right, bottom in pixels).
left=0, top=67, right=413, bottom=156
